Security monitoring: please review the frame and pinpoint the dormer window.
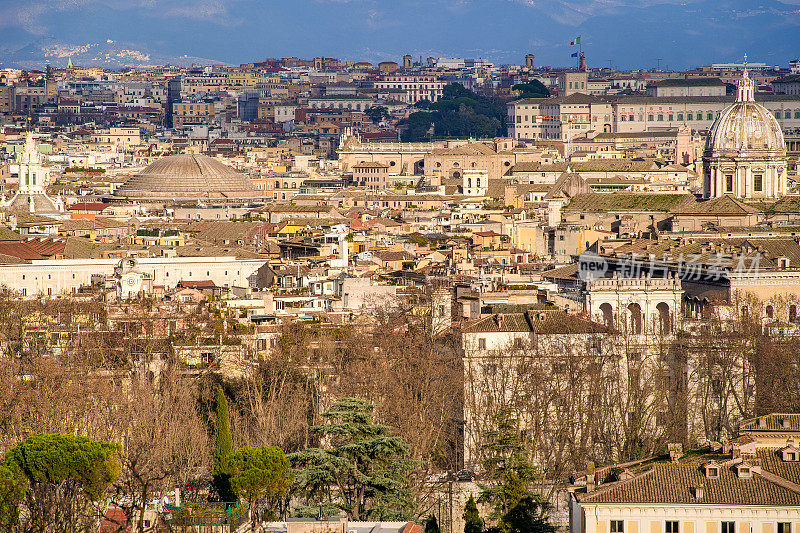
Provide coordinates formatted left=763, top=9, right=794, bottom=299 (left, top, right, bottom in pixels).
left=781, top=446, right=800, bottom=462
left=705, top=464, right=719, bottom=479
left=736, top=464, right=752, bottom=478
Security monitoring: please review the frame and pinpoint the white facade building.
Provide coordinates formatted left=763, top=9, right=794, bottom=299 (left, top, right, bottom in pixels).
left=373, top=75, right=445, bottom=104
left=0, top=256, right=268, bottom=297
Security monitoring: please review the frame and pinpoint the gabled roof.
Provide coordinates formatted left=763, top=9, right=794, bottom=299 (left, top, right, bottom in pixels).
left=672, top=195, right=762, bottom=216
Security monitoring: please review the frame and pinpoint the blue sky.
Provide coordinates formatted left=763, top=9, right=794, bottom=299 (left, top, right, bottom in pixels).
left=0, top=0, right=799, bottom=69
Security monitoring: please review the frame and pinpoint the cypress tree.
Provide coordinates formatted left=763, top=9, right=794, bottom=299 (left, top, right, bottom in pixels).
left=463, top=495, right=483, bottom=533
left=425, top=515, right=441, bottom=533
left=213, top=384, right=235, bottom=501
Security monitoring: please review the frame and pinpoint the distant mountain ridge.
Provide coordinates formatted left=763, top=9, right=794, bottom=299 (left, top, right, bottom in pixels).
left=0, top=38, right=223, bottom=70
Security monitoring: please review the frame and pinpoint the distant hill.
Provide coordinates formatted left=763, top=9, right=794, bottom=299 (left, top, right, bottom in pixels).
left=0, top=38, right=224, bottom=70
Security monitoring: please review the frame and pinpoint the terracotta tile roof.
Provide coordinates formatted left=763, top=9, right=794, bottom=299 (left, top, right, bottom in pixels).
left=68, top=202, right=111, bottom=211
left=0, top=226, right=22, bottom=241
left=0, top=241, right=44, bottom=260
left=462, top=310, right=607, bottom=334
left=741, top=413, right=800, bottom=433
left=578, top=460, right=800, bottom=506
left=540, top=263, right=580, bottom=281
left=671, top=195, right=762, bottom=215
left=564, top=193, right=694, bottom=213
left=178, top=280, right=217, bottom=289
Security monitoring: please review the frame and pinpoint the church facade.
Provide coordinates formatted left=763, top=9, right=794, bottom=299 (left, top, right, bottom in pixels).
left=0, top=132, right=65, bottom=216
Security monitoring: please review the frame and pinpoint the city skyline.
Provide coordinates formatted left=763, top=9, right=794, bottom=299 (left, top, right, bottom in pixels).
left=1, top=0, right=799, bottom=69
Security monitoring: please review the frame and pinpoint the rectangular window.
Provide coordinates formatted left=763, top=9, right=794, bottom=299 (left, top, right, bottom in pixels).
left=668, top=114, right=674, bottom=121
left=629, top=115, right=634, bottom=121
left=754, top=174, right=763, bottom=192
left=611, top=521, right=624, bottom=533
left=687, top=113, right=693, bottom=120
left=648, top=114, right=654, bottom=121
left=478, top=338, right=486, bottom=350
left=722, top=523, right=735, bottom=533
left=677, top=113, right=683, bottom=121
left=725, top=174, right=734, bottom=192
left=778, top=524, right=791, bottom=533
left=658, top=114, right=664, bottom=121
left=707, top=113, right=714, bottom=120
left=666, top=522, right=679, bottom=533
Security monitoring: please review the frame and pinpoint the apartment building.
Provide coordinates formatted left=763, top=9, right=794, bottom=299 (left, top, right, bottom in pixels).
left=508, top=94, right=800, bottom=140
left=172, top=101, right=215, bottom=127
left=373, top=75, right=445, bottom=104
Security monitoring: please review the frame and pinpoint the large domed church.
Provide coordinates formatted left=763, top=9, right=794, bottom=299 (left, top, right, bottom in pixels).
left=703, top=65, right=787, bottom=199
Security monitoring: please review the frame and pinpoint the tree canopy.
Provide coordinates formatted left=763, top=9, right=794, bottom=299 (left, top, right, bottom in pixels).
left=4, top=433, right=121, bottom=501
left=231, top=446, right=291, bottom=516
left=290, top=397, right=415, bottom=520
left=401, top=84, right=507, bottom=141
left=512, top=81, right=550, bottom=99
left=1, top=434, right=121, bottom=531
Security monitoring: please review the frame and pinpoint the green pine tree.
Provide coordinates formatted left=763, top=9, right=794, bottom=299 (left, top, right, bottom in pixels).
left=478, top=409, right=540, bottom=524
left=425, top=515, right=441, bottom=533
left=502, top=496, right=555, bottom=533
left=213, top=384, right=236, bottom=501
left=290, top=398, right=415, bottom=520
left=463, top=495, right=483, bottom=533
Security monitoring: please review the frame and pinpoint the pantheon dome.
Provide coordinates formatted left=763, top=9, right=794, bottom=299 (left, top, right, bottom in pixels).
left=703, top=69, right=787, bottom=199
left=116, top=154, right=261, bottom=201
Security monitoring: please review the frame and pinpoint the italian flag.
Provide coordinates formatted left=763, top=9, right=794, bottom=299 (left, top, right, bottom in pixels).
left=571, top=36, right=581, bottom=45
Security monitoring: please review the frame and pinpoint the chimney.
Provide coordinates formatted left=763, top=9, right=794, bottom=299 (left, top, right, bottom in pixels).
left=668, top=442, right=684, bottom=462
left=586, top=461, right=596, bottom=492
left=758, top=417, right=767, bottom=429
left=693, top=486, right=704, bottom=500
left=783, top=418, right=791, bottom=429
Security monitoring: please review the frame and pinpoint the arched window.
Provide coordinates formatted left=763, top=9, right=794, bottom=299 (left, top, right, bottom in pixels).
left=600, top=303, right=613, bottom=328
left=657, top=302, right=671, bottom=334
left=765, top=304, right=775, bottom=319
left=628, top=303, right=643, bottom=335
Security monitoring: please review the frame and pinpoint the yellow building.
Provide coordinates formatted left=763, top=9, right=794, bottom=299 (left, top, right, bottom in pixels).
left=172, top=101, right=214, bottom=127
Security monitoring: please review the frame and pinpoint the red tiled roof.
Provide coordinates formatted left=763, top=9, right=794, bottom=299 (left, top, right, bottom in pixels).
left=68, top=202, right=111, bottom=211
left=177, top=280, right=217, bottom=289
left=578, top=460, right=800, bottom=506
left=0, top=241, right=44, bottom=260
left=25, top=237, right=67, bottom=257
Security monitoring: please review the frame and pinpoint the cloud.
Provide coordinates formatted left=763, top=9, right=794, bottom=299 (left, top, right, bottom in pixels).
left=0, top=0, right=238, bottom=34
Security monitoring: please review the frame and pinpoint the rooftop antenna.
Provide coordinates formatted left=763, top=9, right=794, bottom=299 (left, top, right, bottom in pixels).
left=657, top=58, right=662, bottom=69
